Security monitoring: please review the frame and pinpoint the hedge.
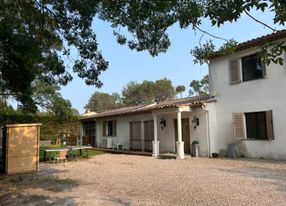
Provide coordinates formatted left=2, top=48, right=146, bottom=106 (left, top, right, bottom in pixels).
left=0, top=112, right=80, bottom=143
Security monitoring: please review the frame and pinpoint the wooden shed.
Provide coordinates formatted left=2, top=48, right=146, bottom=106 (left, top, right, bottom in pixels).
left=0, top=123, right=41, bottom=175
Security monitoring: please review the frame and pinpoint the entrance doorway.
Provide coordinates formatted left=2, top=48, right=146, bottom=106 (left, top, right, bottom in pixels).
left=174, top=118, right=191, bottom=153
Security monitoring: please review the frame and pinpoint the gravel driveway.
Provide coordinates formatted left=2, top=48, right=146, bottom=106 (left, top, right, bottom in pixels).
left=1, top=154, right=286, bottom=206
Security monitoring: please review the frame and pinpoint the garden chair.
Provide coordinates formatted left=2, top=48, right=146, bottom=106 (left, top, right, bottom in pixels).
left=52, top=150, right=67, bottom=164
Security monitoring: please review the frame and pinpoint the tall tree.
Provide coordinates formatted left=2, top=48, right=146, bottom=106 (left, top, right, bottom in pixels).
left=85, top=92, right=121, bottom=112
left=1, top=1, right=285, bottom=112
left=189, top=75, right=209, bottom=97
left=0, top=1, right=107, bottom=112
left=176, top=85, right=186, bottom=98
left=122, top=78, right=175, bottom=106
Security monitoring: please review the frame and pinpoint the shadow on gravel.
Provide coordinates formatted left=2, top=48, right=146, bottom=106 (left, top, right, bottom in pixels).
left=100, top=197, right=131, bottom=206
left=0, top=193, right=77, bottom=206
left=0, top=166, right=79, bottom=205
left=216, top=166, right=286, bottom=192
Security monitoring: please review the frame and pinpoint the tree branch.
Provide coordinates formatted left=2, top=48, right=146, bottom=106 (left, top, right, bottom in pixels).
left=244, top=9, right=277, bottom=32
left=194, top=25, right=228, bottom=42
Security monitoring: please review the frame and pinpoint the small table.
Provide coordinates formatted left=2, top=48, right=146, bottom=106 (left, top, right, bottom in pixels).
left=41, top=148, right=69, bottom=161
left=68, top=146, right=93, bottom=159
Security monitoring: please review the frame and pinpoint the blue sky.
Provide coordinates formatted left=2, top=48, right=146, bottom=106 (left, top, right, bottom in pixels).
left=60, top=10, right=284, bottom=114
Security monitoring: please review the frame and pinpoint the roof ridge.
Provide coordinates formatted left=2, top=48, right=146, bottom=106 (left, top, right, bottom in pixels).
left=210, top=29, right=286, bottom=59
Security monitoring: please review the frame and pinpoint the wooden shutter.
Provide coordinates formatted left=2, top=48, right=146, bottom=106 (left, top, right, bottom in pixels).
left=229, top=59, right=241, bottom=84
left=233, top=113, right=245, bottom=139
left=103, top=121, right=106, bottom=136
left=261, top=62, right=266, bottom=77
left=112, top=120, right=117, bottom=136
left=266, top=110, right=274, bottom=140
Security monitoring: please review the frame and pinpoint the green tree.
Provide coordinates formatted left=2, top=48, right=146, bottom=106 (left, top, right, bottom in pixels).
left=2, top=1, right=285, bottom=112
left=122, top=78, right=175, bottom=106
left=31, top=80, right=78, bottom=118
left=0, top=1, right=107, bottom=112
left=189, top=75, right=209, bottom=97
left=176, top=85, right=186, bottom=98
left=85, top=92, right=121, bottom=112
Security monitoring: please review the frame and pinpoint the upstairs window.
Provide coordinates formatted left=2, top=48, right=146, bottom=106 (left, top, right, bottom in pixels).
left=103, top=120, right=117, bottom=137
left=242, top=53, right=264, bottom=81
left=229, top=53, right=266, bottom=84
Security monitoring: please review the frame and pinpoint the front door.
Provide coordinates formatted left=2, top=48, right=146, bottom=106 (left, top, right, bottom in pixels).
left=174, top=118, right=191, bottom=153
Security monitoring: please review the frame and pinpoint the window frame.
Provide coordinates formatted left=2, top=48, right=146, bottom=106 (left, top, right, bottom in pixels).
left=103, top=120, right=117, bottom=137
left=241, top=53, right=264, bottom=82
left=233, top=110, right=274, bottom=141
left=229, top=52, right=266, bottom=85
left=245, top=112, right=268, bottom=140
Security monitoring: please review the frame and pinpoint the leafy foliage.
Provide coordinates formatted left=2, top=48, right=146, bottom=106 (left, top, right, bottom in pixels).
left=121, top=78, right=176, bottom=106
left=1, top=0, right=286, bottom=112
left=176, top=85, right=186, bottom=98
left=0, top=0, right=107, bottom=112
left=191, top=40, right=238, bottom=65
left=189, top=75, right=209, bottom=97
left=85, top=92, right=121, bottom=112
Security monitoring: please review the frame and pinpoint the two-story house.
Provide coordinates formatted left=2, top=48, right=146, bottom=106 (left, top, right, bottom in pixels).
left=209, top=30, right=286, bottom=159
left=80, top=30, right=286, bottom=160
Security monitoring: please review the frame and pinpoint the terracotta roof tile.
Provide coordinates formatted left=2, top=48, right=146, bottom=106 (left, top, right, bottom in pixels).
left=210, top=30, right=286, bottom=59
left=80, top=95, right=215, bottom=120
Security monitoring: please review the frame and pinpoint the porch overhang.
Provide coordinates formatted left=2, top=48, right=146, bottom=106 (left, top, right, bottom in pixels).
left=151, top=106, right=193, bottom=115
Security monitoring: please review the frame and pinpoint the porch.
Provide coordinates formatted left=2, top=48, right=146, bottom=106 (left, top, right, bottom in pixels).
left=152, top=103, right=211, bottom=159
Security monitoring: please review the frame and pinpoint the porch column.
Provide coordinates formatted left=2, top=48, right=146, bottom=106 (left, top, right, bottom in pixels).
left=152, top=114, right=159, bottom=157
left=79, top=123, right=83, bottom=146
left=176, top=111, right=185, bottom=159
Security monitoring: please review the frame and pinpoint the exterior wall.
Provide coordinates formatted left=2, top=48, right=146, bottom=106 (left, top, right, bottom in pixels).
left=96, top=113, right=154, bottom=150
left=94, top=108, right=209, bottom=157
left=209, top=43, right=286, bottom=159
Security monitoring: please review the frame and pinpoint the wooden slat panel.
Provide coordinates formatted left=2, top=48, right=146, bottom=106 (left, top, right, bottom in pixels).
left=233, top=113, right=245, bottom=139
left=103, top=121, right=106, bottom=136
left=6, top=125, right=39, bottom=174
left=266, top=110, right=274, bottom=140
left=112, top=120, right=117, bottom=136
left=229, top=59, right=241, bottom=84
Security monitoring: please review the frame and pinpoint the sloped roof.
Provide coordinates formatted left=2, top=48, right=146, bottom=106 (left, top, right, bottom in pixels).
left=210, top=29, right=286, bottom=59
left=80, top=95, right=215, bottom=120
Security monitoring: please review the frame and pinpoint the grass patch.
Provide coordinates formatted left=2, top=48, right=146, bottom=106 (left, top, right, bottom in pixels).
left=39, top=145, right=105, bottom=162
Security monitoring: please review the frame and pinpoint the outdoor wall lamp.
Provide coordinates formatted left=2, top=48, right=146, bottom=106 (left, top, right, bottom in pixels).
left=192, top=115, right=199, bottom=129
left=160, top=118, right=166, bottom=129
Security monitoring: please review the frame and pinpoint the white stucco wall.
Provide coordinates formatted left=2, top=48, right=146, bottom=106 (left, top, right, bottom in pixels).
left=94, top=107, right=209, bottom=156
left=209, top=43, right=286, bottom=159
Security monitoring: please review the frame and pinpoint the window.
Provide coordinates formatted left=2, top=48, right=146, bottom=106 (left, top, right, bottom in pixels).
left=229, top=53, right=266, bottom=84
left=245, top=112, right=267, bottom=140
left=233, top=111, right=274, bottom=140
left=242, top=53, right=264, bottom=81
left=103, top=120, right=116, bottom=136
left=83, top=121, right=96, bottom=137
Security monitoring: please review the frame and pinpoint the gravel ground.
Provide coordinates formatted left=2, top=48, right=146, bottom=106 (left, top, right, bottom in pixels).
left=1, top=154, right=286, bottom=206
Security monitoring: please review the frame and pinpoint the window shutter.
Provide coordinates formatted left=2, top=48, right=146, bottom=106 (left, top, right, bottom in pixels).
left=266, top=110, right=274, bottom=140
left=229, top=59, right=241, bottom=84
left=103, top=121, right=106, bottom=136
left=112, top=120, right=117, bottom=136
left=233, top=113, right=245, bottom=139
left=261, top=62, right=266, bottom=77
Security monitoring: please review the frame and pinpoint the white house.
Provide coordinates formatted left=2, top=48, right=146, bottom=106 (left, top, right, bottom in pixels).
left=80, top=30, right=286, bottom=160
left=80, top=96, right=216, bottom=159
left=209, top=30, right=286, bottom=159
